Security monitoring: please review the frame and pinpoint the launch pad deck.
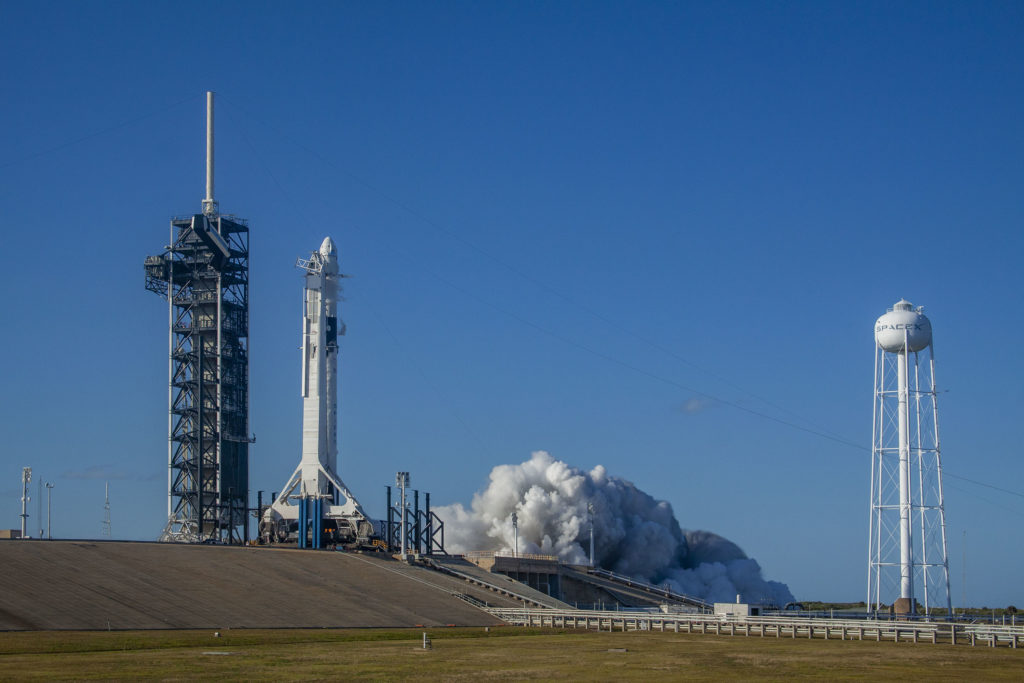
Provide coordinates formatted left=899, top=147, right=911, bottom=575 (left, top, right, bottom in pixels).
left=0, top=541, right=502, bottom=630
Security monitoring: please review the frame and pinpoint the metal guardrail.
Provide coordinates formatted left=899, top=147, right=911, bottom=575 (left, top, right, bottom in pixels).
left=452, top=593, right=488, bottom=609
left=463, top=551, right=559, bottom=562
left=425, top=560, right=558, bottom=608
left=487, top=608, right=1024, bottom=648
left=339, top=553, right=501, bottom=608
left=457, top=555, right=708, bottom=610
left=585, top=567, right=711, bottom=609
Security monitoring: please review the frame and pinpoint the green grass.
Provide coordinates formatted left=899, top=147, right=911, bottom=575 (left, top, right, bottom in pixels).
left=0, top=627, right=1020, bottom=680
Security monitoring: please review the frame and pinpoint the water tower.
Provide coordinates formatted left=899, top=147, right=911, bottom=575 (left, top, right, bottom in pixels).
left=868, top=299, right=951, bottom=616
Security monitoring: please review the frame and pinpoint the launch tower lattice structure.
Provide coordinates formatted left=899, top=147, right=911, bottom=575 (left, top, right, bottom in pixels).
left=867, top=300, right=951, bottom=616
left=144, top=92, right=251, bottom=544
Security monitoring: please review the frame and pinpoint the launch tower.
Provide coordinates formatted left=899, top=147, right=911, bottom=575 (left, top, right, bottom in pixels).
left=144, top=92, right=252, bottom=543
left=868, top=299, right=951, bottom=616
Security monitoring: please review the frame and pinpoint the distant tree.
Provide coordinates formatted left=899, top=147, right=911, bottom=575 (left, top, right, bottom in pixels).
left=1007, top=605, right=1018, bottom=614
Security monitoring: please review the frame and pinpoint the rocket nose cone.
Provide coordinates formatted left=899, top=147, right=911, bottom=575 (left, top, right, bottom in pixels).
left=319, top=237, right=337, bottom=260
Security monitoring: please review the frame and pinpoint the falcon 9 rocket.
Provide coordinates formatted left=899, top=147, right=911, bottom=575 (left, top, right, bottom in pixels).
left=260, top=237, right=374, bottom=547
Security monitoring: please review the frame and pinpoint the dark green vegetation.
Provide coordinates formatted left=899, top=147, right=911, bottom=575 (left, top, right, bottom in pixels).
left=0, top=627, right=1020, bottom=681
left=802, top=601, right=1021, bottom=620
left=799, top=601, right=868, bottom=612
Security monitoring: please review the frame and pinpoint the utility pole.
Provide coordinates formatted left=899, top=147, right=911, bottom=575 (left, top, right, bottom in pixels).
left=37, top=479, right=43, bottom=539
left=588, top=502, right=595, bottom=567
left=511, top=512, right=519, bottom=558
left=962, top=529, right=967, bottom=615
left=396, top=472, right=409, bottom=560
left=19, top=467, right=31, bottom=538
left=45, top=483, right=54, bottom=539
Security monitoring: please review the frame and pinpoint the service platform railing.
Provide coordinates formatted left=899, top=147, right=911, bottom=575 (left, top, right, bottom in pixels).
left=463, top=550, right=559, bottom=562
left=425, top=559, right=562, bottom=609
left=584, top=567, right=711, bottom=610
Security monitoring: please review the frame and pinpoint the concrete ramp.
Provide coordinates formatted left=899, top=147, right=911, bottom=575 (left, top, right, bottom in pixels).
left=336, top=553, right=526, bottom=608
left=426, top=556, right=573, bottom=609
left=0, top=541, right=501, bottom=630
left=560, top=567, right=708, bottom=611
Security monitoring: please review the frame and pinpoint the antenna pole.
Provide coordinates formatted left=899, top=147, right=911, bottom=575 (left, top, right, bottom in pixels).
left=45, top=483, right=54, bottom=539
left=103, top=482, right=112, bottom=538
left=19, top=467, right=31, bottom=539
left=203, top=91, right=217, bottom=216
left=588, top=502, right=595, bottom=567
left=512, top=511, right=518, bottom=558
left=396, top=472, right=409, bottom=560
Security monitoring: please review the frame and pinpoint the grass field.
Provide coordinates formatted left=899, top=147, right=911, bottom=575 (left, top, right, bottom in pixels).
left=1, top=627, right=1021, bottom=680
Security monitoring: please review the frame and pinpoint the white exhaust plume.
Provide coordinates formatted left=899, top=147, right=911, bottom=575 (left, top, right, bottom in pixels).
left=435, top=451, right=794, bottom=605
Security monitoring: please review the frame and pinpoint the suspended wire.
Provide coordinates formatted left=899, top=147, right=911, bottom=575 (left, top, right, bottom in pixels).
left=944, top=483, right=1024, bottom=518
left=222, top=103, right=299, bottom=222
left=347, top=279, right=498, bottom=461
left=0, top=93, right=202, bottom=170
left=943, top=472, right=1024, bottom=500
left=404, top=256, right=869, bottom=452
left=219, top=96, right=858, bottom=443
left=875, top=451, right=1024, bottom=505
left=9, top=91, right=1019, bottom=519
left=224, top=101, right=497, bottom=462
left=220, top=95, right=1024, bottom=503
left=224, top=94, right=863, bottom=451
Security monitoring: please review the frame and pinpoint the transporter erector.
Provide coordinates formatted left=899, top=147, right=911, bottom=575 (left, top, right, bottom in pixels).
left=260, top=237, right=376, bottom=548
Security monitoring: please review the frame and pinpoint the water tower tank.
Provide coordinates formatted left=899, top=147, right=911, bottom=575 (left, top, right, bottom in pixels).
left=874, top=299, right=932, bottom=353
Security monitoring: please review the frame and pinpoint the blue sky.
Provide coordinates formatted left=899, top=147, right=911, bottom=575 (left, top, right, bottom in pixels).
left=1, top=1, right=1021, bottom=606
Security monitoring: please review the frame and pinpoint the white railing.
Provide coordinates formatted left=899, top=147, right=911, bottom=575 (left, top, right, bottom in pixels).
left=427, top=561, right=560, bottom=608
left=585, top=567, right=711, bottom=609
left=487, top=607, right=1023, bottom=648
left=463, top=550, right=559, bottom=562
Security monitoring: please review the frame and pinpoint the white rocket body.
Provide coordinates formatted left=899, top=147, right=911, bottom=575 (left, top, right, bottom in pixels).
left=300, top=237, right=341, bottom=489
left=261, top=237, right=372, bottom=544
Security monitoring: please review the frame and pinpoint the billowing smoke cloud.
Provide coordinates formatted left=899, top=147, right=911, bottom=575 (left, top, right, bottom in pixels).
left=435, top=451, right=794, bottom=605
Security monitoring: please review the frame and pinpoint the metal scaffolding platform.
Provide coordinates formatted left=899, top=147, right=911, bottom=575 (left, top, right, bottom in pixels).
left=145, top=213, right=252, bottom=543
left=143, top=92, right=251, bottom=544
left=384, top=485, right=446, bottom=556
